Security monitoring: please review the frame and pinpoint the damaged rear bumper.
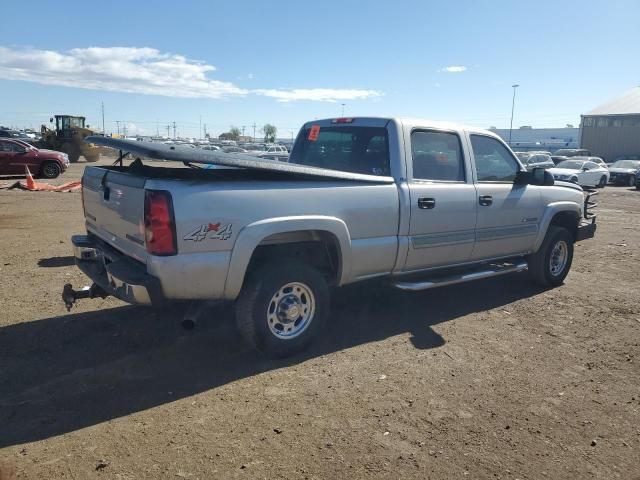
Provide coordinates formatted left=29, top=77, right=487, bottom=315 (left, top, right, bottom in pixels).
left=66, top=234, right=164, bottom=307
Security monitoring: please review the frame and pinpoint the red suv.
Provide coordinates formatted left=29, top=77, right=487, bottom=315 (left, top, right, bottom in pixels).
left=0, top=139, right=69, bottom=178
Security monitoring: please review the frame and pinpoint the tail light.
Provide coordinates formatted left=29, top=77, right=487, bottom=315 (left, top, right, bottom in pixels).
left=144, top=190, right=177, bottom=256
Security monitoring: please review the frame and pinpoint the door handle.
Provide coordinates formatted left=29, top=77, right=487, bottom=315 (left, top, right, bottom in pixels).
left=479, top=195, right=493, bottom=206
left=418, top=197, right=436, bottom=209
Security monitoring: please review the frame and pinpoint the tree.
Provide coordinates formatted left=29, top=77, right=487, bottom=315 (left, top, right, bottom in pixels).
left=229, top=126, right=241, bottom=140
left=219, top=126, right=241, bottom=141
left=262, top=124, right=277, bottom=143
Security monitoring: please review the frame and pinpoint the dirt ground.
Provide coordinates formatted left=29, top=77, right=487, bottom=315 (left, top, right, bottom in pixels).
left=0, top=159, right=639, bottom=479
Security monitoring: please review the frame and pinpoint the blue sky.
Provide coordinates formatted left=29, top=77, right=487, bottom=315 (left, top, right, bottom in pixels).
left=1, top=0, right=639, bottom=138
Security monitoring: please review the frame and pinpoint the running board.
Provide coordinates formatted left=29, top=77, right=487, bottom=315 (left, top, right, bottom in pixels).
left=392, top=261, right=528, bottom=292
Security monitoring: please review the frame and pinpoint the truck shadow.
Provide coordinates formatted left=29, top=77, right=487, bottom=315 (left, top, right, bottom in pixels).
left=0, top=275, right=543, bottom=448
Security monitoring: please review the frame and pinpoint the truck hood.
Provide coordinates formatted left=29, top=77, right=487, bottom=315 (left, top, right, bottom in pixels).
left=87, top=136, right=394, bottom=184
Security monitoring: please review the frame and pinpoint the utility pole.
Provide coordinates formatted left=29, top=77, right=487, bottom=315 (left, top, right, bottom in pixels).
left=116, top=120, right=120, bottom=135
left=509, top=84, right=519, bottom=146
left=242, top=125, right=246, bottom=139
left=101, top=101, right=105, bottom=135
left=203, top=123, right=207, bottom=138
left=199, top=115, right=202, bottom=140
left=166, top=124, right=171, bottom=138
left=156, top=120, right=159, bottom=137
left=123, top=123, right=128, bottom=137
left=172, top=121, right=177, bottom=139
left=252, top=123, right=256, bottom=142
left=341, top=103, right=346, bottom=117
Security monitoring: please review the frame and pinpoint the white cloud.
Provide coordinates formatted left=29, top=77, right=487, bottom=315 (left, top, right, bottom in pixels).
left=0, top=46, right=247, bottom=98
left=0, top=46, right=381, bottom=103
left=438, top=65, right=467, bottom=73
left=254, top=88, right=382, bottom=103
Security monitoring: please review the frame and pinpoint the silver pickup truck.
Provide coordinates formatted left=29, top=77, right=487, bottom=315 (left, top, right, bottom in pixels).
left=63, top=117, right=597, bottom=357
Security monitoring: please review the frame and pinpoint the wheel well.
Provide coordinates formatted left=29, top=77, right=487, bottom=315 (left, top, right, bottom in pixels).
left=246, top=230, right=341, bottom=285
left=550, top=211, right=580, bottom=240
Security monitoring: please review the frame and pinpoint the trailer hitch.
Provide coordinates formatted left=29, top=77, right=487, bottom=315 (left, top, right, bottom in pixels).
left=62, top=283, right=109, bottom=311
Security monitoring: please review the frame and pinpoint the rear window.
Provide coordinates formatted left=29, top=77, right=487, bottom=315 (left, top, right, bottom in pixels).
left=289, top=126, right=390, bottom=176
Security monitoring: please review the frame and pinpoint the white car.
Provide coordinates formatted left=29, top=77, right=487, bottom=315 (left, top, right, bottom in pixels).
left=548, top=159, right=610, bottom=187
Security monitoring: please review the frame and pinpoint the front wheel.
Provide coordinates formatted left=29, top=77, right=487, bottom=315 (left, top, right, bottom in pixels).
left=528, top=226, right=574, bottom=287
left=40, top=161, right=61, bottom=179
left=235, top=263, right=329, bottom=357
left=629, top=176, right=636, bottom=187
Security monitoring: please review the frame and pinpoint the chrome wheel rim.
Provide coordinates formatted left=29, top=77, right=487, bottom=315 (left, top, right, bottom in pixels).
left=266, top=282, right=315, bottom=339
left=549, top=240, right=568, bottom=276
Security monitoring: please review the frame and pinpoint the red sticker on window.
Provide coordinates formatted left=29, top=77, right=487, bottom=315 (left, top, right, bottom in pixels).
left=308, top=125, right=320, bottom=142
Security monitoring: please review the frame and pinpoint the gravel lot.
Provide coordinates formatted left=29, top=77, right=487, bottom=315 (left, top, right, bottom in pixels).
left=0, top=160, right=639, bottom=479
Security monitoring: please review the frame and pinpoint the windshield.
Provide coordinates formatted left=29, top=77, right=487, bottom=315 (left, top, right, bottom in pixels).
left=556, top=160, right=585, bottom=170
left=612, top=160, right=640, bottom=168
left=289, top=126, right=390, bottom=176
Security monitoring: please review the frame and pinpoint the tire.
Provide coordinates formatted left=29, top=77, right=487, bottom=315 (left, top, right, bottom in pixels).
left=528, top=226, right=574, bottom=287
left=597, top=176, right=607, bottom=188
left=235, top=262, right=329, bottom=358
left=61, top=142, right=80, bottom=163
left=39, top=161, right=61, bottom=179
left=629, top=176, right=636, bottom=187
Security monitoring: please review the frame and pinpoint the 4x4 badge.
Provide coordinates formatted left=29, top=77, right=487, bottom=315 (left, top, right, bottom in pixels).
left=184, top=223, right=233, bottom=241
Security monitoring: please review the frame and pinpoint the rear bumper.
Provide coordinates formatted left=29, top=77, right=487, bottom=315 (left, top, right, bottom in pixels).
left=72, top=234, right=164, bottom=305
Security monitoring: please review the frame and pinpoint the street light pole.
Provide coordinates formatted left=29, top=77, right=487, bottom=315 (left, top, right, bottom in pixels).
left=509, top=84, right=519, bottom=146
left=341, top=103, right=346, bottom=117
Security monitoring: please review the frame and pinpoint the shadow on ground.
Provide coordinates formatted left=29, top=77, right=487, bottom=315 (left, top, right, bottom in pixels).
left=0, top=275, right=543, bottom=447
left=37, top=256, right=76, bottom=268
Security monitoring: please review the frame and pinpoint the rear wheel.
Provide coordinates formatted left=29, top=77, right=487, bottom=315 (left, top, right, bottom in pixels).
left=40, top=161, right=61, bottom=179
left=528, top=226, right=574, bottom=287
left=597, top=175, right=607, bottom=188
left=61, top=142, right=80, bottom=163
left=235, top=262, right=329, bottom=357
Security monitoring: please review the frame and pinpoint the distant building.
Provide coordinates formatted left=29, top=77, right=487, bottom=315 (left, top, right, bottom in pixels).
left=580, top=86, right=640, bottom=161
left=489, top=127, right=580, bottom=152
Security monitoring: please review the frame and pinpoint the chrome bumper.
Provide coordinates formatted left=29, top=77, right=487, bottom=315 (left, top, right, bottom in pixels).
left=71, top=234, right=163, bottom=305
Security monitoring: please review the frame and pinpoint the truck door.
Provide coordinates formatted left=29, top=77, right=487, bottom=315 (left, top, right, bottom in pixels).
left=404, top=129, right=478, bottom=271
left=468, top=134, right=542, bottom=260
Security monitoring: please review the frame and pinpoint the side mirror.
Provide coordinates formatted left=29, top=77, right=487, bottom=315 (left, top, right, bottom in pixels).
left=518, top=167, right=554, bottom=186
left=582, top=166, right=589, bottom=171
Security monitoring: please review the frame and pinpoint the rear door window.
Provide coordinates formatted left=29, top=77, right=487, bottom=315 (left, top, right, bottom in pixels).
left=289, top=126, right=390, bottom=176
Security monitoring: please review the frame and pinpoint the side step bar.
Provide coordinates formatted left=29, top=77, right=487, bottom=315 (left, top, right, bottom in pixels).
left=393, top=261, right=528, bottom=292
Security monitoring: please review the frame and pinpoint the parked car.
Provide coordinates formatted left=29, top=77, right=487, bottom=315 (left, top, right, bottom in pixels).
left=222, top=146, right=248, bottom=153
left=554, top=148, right=592, bottom=157
left=63, top=117, right=596, bottom=357
left=200, top=145, right=221, bottom=151
left=515, top=152, right=554, bottom=171
left=636, top=170, right=640, bottom=190
left=0, top=129, right=35, bottom=144
left=548, top=159, right=609, bottom=187
left=0, top=139, right=69, bottom=178
left=607, top=159, right=640, bottom=186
